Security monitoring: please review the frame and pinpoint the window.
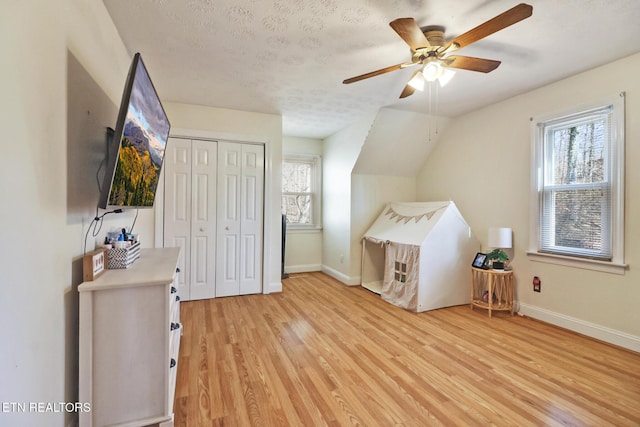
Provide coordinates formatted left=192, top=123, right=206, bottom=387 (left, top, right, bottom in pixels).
left=282, top=155, right=321, bottom=228
left=394, top=261, right=407, bottom=283
left=529, top=93, right=625, bottom=273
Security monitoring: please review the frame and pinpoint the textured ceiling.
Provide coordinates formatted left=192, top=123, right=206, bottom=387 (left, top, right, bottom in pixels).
left=104, top=0, right=640, bottom=139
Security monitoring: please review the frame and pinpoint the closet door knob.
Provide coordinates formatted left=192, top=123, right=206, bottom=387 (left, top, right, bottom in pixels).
left=200, top=227, right=204, bottom=232
left=225, top=226, right=229, bottom=231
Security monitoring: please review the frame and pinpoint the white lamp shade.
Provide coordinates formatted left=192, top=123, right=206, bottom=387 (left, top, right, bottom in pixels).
left=488, top=227, right=512, bottom=249
left=408, top=71, right=425, bottom=91
left=423, top=61, right=442, bottom=82
left=438, top=68, right=455, bottom=87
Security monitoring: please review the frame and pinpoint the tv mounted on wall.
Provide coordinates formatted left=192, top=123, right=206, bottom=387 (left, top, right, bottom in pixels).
left=98, top=52, right=170, bottom=209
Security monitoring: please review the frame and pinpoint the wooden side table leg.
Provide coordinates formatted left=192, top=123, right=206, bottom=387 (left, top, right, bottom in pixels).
left=509, top=274, right=514, bottom=315
left=488, top=275, right=493, bottom=318
left=470, top=269, right=474, bottom=310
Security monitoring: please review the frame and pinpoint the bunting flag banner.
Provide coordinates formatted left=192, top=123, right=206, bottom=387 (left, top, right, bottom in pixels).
left=384, top=205, right=443, bottom=223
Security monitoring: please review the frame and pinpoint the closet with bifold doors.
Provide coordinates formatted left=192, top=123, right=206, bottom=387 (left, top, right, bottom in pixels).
left=163, top=137, right=264, bottom=301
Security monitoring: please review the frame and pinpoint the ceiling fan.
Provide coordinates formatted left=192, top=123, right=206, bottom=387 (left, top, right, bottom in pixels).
left=343, top=3, right=533, bottom=98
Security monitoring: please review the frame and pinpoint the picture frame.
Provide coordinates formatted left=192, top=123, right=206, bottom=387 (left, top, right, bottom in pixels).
left=471, top=252, right=490, bottom=269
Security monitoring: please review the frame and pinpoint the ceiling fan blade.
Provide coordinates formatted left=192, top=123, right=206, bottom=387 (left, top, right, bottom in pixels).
left=343, top=62, right=415, bottom=84
left=444, top=55, right=501, bottom=73
left=399, top=84, right=416, bottom=99
left=439, top=3, right=533, bottom=54
left=390, top=18, right=431, bottom=52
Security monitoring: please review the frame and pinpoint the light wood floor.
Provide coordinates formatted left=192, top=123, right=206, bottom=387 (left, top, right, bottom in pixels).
left=173, top=272, right=640, bottom=426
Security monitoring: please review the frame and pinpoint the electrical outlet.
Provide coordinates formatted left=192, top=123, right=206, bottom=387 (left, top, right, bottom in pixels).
left=533, top=276, right=541, bottom=292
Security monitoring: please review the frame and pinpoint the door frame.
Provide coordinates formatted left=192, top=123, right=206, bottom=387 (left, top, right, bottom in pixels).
left=155, top=127, right=278, bottom=295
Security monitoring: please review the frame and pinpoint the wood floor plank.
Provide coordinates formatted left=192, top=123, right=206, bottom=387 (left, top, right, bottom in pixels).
left=174, top=272, right=640, bottom=426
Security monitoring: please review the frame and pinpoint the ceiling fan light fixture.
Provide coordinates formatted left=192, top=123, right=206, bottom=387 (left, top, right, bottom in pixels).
left=422, top=61, right=442, bottom=82
left=408, top=71, right=425, bottom=91
left=344, top=4, right=533, bottom=100
left=438, top=68, right=455, bottom=87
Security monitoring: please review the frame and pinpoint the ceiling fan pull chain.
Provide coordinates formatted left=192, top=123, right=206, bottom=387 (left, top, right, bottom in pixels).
left=434, top=82, right=439, bottom=138
left=428, top=82, right=433, bottom=142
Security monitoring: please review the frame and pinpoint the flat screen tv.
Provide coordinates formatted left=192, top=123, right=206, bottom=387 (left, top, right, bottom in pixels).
left=98, top=52, right=170, bottom=209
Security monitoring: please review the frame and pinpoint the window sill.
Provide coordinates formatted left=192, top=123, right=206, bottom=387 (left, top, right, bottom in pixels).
left=286, top=226, right=323, bottom=234
left=526, top=251, right=627, bottom=275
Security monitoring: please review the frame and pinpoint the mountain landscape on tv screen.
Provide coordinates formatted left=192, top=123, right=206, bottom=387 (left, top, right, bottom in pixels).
left=123, top=120, right=163, bottom=167
left=107, top=119, right=163, bottom=207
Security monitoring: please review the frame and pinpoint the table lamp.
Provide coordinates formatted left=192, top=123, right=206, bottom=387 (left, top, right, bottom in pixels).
left=487, top=227, right=512, bottom=269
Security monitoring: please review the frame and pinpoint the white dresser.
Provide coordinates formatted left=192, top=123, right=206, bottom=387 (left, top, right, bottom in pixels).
left=78, top=247, right=182, bottom=427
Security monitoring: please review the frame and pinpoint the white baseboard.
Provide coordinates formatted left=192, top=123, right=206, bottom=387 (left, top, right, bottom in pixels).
left=284, top=264, right=322, bottom=274
left=519, top=302, right=640, bottom=352
left=321, top=265, right=361, bottom=286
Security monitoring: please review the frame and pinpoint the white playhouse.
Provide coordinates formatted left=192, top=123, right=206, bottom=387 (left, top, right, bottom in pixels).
left=361, top=201, right=479, bottom=312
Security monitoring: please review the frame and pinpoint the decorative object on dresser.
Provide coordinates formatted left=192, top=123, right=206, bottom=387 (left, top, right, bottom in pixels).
left=106, top=240, right=141, bottom=269
left=82, top=248, right=106, bottom=281
left=78, top=247, right=182, bottom=427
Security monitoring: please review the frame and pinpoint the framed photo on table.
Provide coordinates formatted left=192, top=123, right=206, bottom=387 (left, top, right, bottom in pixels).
left=471, top=252, right=490, bottom=269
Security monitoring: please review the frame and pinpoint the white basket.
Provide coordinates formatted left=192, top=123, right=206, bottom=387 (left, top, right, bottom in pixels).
left=107, top=241, right=141, bottom=269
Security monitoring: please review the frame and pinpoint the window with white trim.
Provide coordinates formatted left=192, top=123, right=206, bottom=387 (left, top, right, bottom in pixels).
left=282, top=155, right=321, bottom=228
left=530, top=93, right=625, bottom=271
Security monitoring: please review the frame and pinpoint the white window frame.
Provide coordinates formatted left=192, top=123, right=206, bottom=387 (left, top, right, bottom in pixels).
left=528, top=92, right=626, bottom=274
left=282, top=154, right=322, bottom=230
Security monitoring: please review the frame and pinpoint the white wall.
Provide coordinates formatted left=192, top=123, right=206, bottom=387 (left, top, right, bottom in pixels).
left=0, top=1, right=131, bottom=426
left=416, top=53, right=640, bottom=350
left=283, top=129, right=420, bottom=278
left=0, top=2, right=283, bottom=426
left=350, top=175, right=417, bottom=279
left=321, top=114, right=375, bottom=283
left=323, top=108, right=445, bottom=284
left=283, top=136, right=323, bottom=157
left=282, top=136, right=323, bottom=273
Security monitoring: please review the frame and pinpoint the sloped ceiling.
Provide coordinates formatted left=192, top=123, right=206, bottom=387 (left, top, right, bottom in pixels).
left=104, top=0, right=640, bottom=139
left=353, top=108, right=451, bottom=176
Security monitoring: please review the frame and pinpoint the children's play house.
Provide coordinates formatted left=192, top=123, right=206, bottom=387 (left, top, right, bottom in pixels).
left=361, top=201, right=479, bottom=312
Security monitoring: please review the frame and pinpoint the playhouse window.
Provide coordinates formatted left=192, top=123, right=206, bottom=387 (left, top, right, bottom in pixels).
left=394, top=261, right=407, bottom=283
